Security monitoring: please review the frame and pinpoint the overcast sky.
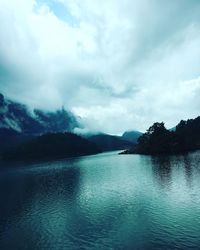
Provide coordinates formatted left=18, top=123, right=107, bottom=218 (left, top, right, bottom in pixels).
left=0, top=0, right=200, bottom=134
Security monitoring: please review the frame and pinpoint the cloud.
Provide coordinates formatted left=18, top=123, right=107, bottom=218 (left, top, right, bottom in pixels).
left=0, top=0, right=200, bottom=134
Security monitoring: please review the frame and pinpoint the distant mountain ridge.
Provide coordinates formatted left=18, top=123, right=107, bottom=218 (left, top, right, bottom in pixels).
left=0, top=93, right=81, bottom=154
left=0, top=92, right=144, bottom=161
left=122, top=130, right=143, bottom=143
left=87, top=133, right=134, bottom=151
left=0, top=93, right=80, bottom=135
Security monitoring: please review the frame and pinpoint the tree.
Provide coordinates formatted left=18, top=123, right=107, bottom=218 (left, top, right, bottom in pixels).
left=136, top=122, right=174, bottom=154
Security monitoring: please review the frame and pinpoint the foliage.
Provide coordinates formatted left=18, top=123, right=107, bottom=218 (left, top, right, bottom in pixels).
left=128, top=117, right=200, bottom=155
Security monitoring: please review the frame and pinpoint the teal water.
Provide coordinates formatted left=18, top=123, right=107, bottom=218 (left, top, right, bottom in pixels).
left=1, top=151, right=200, bottom=249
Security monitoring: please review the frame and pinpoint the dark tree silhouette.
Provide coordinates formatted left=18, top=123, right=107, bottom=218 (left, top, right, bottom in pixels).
left=122, top=116, right=200, bottom=155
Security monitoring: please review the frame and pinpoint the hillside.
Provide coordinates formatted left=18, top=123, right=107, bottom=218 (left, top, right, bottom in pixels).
left=122, top=130, right=142, bottom=143
left=3, top=133, right=101, bottom=161
left=88, top=134, right=133, bottom=151
left=0, top=93, right=81, bottom=153
left=0, top=93, right=80, bottom=135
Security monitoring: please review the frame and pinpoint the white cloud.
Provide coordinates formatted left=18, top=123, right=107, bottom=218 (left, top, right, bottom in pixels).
left=0, top=0, right=200, bottom=134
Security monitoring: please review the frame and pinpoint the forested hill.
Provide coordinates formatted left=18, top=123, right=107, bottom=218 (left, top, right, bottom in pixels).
left=121, top=116, right=200, bottom=155
left=2, top=133, right=101, bottom=161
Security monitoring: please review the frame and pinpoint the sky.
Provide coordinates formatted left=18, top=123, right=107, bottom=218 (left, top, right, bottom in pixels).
left=0, top=0, right=200, bottom=134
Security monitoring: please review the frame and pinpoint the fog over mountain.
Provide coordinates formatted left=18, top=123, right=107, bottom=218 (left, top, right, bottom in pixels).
left=1, top=0, right=200, bottom=134
left=0, top=93, right=80, bottom=135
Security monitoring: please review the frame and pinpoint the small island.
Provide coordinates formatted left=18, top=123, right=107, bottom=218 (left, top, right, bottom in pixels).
left=121, top=116, right=200, bottom=155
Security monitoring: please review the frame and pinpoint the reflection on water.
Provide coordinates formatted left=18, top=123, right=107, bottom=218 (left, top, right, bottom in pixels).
left=151, top=156, right=172, bottom=188
left=1, top=151, right=200, bottom=249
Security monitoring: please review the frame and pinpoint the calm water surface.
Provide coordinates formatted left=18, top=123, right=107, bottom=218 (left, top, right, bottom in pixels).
left=1, top=151, right=200, bottom=250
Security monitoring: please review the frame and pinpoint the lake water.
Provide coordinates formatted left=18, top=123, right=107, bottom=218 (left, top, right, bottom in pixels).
left=1, top=151, right=200, bottom=250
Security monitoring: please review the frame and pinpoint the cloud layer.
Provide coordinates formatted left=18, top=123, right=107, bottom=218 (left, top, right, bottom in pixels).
left=0, top=0, right=200, bottom=134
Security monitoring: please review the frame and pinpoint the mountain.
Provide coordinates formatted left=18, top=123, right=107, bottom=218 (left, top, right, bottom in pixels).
left=121, top=116, right=200, bottom=155
left=87, top=133, right=133, bottom=151
left=122, top=130, right=143, bottom=143
left=34, top=108, right=79, bottom=134
left=169, top=127, right=176, bottom=132
left=3, top=132, right=101, bottom=161
left=0, top=93, right=81, bottom=153
left=0, top=93, right=80, bottom=135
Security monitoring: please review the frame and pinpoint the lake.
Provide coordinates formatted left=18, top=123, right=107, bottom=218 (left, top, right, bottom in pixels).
left=1, top=150, right=200, bottom=250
